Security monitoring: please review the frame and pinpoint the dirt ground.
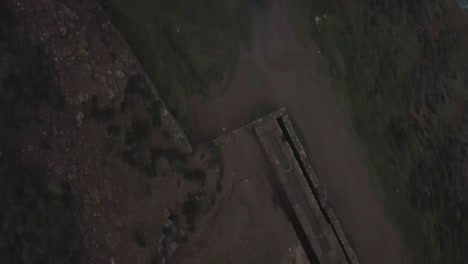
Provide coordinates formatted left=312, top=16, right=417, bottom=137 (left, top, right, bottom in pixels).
left=189, top=0, right=411, bottom=263
left=174, top=129, right=310, bottom=264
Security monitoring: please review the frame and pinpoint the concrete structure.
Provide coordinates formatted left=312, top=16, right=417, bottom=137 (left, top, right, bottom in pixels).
left=256, top=119, right=347, bottom=264
left=228, top=108, right=358, bottom=264
left=275, top=111, right=359, bottom=264
left=213, top=108, right=359, bottom=264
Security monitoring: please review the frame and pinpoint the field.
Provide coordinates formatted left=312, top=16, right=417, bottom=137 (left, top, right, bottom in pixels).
left=288, top=0, right=468, bottom=263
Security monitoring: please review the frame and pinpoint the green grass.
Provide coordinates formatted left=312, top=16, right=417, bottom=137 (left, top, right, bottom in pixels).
left=106, top=0, right=251, bottom=122
left=288, top=0, right=468, bottom=263
left=287, top=0, right=313, bottom=46
left=287, top=0, right=338, bottom=47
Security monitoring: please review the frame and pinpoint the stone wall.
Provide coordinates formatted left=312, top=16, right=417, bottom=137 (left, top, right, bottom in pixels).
left=279, top=113, right=359, bottom=264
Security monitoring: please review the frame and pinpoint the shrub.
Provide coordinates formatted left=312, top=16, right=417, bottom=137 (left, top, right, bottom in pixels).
left=182, top=198, right=203, bottom=227
left=125, top=75, right=149, bottom=97
left=148, top=100, right=163, bottom=127
left=106, top=124, right=121, bottom=137
left=90, top=98, right=115, bottom=123
left=162, top=129, right=172, bottom=139
left=216, top=180, right=223, bottom=193
left=132, top=231, right=146, bottom=248
left=183, top=169, right=207, bottom=184
left=124, top=118, right=149, bottom=145
left=41, top=138, right=52, bottom=150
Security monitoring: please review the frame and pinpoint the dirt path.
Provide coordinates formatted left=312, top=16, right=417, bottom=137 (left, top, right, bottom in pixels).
left=189, top=0, right=411, bottom=263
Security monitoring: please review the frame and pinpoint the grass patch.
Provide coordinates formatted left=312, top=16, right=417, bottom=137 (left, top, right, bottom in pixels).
left=286, top=0, right=313, bottom=46
left=106, top=0, right=251, bottom=122
left=291, top=0, right=468, bottom=263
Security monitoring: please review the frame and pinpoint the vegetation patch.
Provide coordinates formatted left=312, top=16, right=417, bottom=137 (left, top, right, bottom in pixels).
left=205, top=141, right=222, bottom=170
left=125, top=118, right=149, bottom=146
left=216, top=179, right=223, bottom=193
left=90, top=96, right=115, bottom=123
left=120, top=74, right=163, bottom=128
left=106, top=124, right=121, bottom=137
left=0, top=3, right=64, bottom=129
left=290, top=0, right=468, bottom=262
left=0, top=155, right=84, bottom=264
left=161, top=129, right=172, bottom=140
left=182, top=191, right=212, bottom=230
left=183, top=169, right=207, bottom=184
left=132, top=231, right=147, bottom=248
left=106, top=0, right=251, bottom=122
left=0, top=6, right=83, bottom=262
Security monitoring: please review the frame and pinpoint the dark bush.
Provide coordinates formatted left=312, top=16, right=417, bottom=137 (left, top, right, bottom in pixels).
left=90, top=103, right=115, bottom=123
left=183, top=169, right=207, bottom=184
left=149, top=101, right=163, bottom=127
left=216, top=180, right=223, bottom=193
left=125, top=118, right=149, bottom=145
left=106, top=124, right=121, bottom=137
left=41, top=138, right=52, bottom=150
left=150, top=256, right=162, bottom=264
left=125, top=75, right=149, bottom=97
left=162, top=129, right=172, bottom=139
left=162, top=227, right=173, bottom=236
left=182, top=198, right=203, bottom=227
left=143, top=159, right=158, bottom=178
left=132, top=231, right=147, bottom=248
left=0, top=157, right=84, bottom=264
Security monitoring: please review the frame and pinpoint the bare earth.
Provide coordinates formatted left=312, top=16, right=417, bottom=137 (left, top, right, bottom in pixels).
left=189, top=0, right=411, bottom=263
left=175, top=129, right=309, bottom=264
